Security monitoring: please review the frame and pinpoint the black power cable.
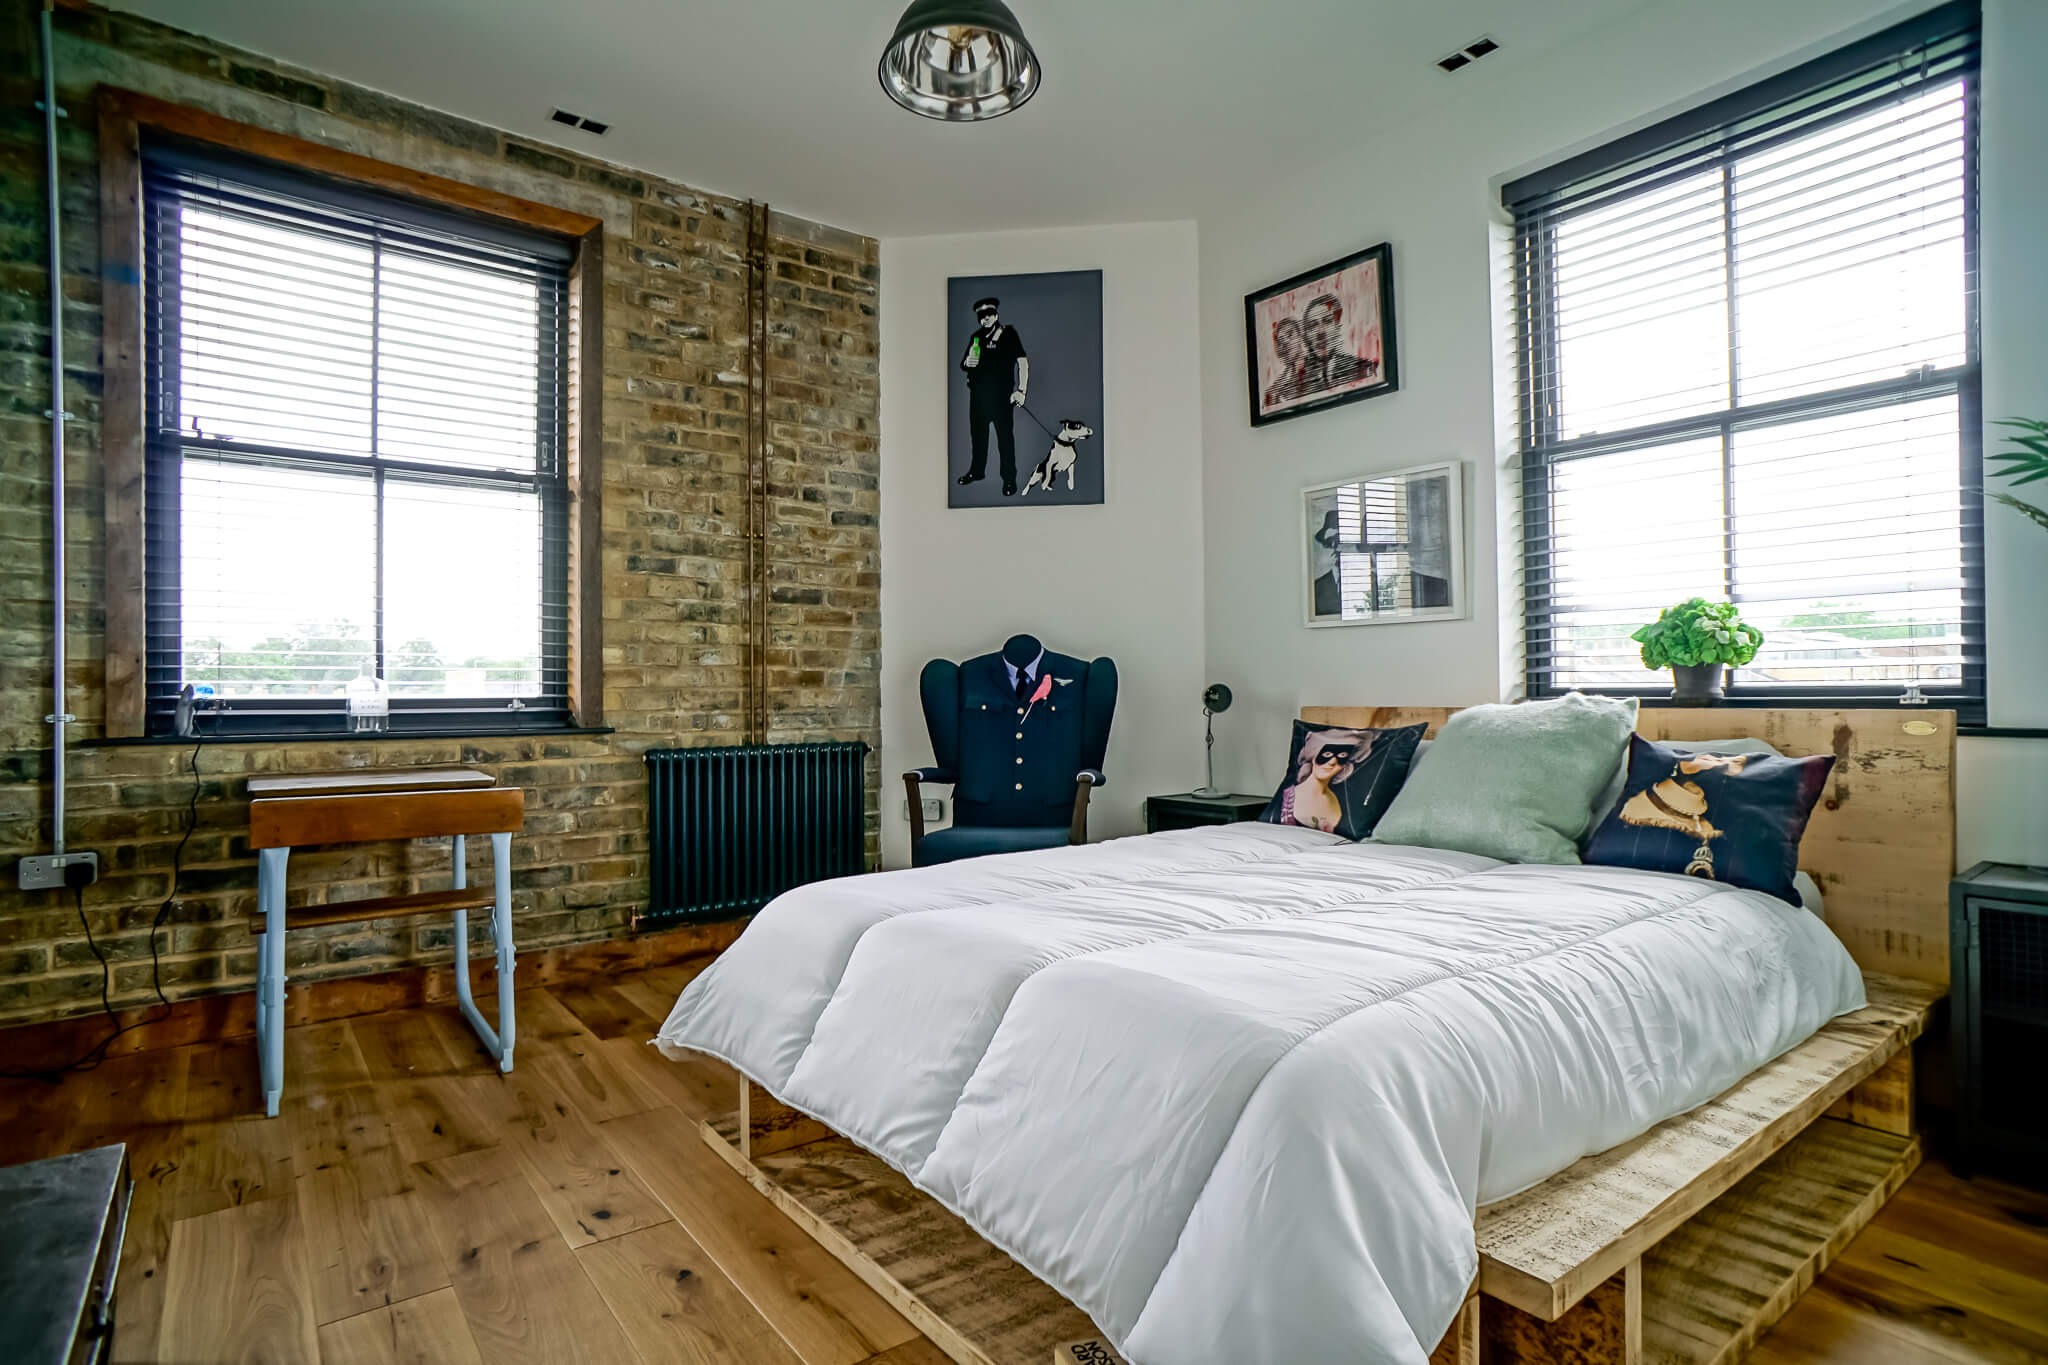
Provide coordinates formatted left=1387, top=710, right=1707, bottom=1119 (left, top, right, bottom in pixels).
left=1, top=738, right=201, bottom=1083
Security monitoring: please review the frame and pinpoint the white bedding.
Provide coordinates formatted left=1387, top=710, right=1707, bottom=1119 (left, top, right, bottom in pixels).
left=656, top=823, right=1865, bottom=1365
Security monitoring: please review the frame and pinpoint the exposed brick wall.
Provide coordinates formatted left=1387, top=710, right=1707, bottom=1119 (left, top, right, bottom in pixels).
left=0, top=3, right=880, bottom=1025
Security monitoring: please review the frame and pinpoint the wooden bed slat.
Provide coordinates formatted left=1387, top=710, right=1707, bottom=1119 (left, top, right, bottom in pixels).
left=1474, top=975, right=1938, bottom=1320
left=1640, top=1117, right=1917, bottom=1365
left=704, top=1116, right=1103, bottom=1365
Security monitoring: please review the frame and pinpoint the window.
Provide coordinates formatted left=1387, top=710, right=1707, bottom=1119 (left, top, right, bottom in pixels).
left=1509, top=2, right=1982, bottom=718
left=141, top=142, right=575, bottom=735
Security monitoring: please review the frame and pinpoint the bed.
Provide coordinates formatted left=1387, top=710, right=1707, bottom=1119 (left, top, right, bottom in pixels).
left=655, top=706, right=1951, bottom=1365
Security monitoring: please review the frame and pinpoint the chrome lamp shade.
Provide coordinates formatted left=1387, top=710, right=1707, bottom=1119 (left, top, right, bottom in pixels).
left=878, top=0, right=1041, bottom=122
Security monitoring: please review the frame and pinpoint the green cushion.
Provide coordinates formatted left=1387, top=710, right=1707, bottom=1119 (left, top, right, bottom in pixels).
left=1372, top=694, right=1640, bottom=864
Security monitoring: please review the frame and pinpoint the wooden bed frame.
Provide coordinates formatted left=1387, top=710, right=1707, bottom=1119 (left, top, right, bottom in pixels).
left=700, top=706, right=1954, bottom=1365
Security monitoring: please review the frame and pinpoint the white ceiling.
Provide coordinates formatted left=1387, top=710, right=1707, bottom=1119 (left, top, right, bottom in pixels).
left=111, top=0, right=1656, bottom=238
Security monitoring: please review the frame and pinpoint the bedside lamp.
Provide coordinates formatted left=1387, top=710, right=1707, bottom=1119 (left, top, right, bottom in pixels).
left=1193, top=683, right=1232, bottom=797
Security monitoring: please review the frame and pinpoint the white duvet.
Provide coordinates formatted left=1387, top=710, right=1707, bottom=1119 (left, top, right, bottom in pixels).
left=656, top=823, right=1864, bottom=1365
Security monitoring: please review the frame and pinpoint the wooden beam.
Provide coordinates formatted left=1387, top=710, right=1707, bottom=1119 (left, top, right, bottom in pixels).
left=246, top=885, right=498, bottom=936
left=567, top=226, right=605, bottom=727
left=1826, top=1047, right=1915, bottom=1137
left=739, top=1079, right=833, bottom=1161
left=98, top=100, right=147, bottom=738
left=97, top=88, right=603, bottom=237
left=1428, top=1292, right=1480, bottom=1365
left=1483, top=1261, right=1640, bottom=1365
left=0, top=917, right=747, bottom=1068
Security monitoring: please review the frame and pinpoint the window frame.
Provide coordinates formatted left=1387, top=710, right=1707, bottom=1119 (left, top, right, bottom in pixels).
left=97, top=90, right=606, bottom=738
left=1509, top=4, right=1985, bottom=722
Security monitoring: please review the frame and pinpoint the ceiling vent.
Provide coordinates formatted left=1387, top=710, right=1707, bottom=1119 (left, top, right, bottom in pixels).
left=549, top=107, right=610, bottom=135
left=1437, top=36, right=1501, bottom=73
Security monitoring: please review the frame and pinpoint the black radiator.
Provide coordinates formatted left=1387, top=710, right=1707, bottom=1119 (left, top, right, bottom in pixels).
left=643, top=741, right=869, bottom=925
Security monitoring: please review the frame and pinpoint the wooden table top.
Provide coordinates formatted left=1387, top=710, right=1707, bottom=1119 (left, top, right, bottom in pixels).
left=246, top=768, right=494, bottom=800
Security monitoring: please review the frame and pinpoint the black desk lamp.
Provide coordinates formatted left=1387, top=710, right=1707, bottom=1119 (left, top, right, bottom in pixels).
left=1194, top=683, right=1232, bottom=797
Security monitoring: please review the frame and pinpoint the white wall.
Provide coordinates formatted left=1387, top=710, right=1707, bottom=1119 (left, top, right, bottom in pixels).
left=1962, top=0, right=2048, bottom=866
left=1195, top=0, right=2048, bottom=862
left=878, top=222, right=1207, bottom=868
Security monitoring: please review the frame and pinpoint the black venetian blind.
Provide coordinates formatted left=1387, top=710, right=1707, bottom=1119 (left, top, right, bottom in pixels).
left=1508, top=1, right=1983, bottom=718
left=141, top=142, right=573, bottom=734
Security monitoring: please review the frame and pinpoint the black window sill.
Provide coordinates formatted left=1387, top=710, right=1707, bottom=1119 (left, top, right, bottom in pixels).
left=81, top=725, right=615, bottom=748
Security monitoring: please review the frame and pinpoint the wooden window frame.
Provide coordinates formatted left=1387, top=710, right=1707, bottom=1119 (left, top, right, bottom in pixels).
left=97, top=88, right=605, bottom=736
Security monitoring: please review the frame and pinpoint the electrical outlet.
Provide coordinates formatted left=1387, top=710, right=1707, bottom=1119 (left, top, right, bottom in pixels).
left=18, top=850, right=99, bottom=890
left=906, top=797, right=944, bottom=823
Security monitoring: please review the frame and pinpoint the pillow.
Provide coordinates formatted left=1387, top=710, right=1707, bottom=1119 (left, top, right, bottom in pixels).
left=1590, top=736, right=1784, bottom=831
left=1371, top=693, right=1639, bottom=864
left=1258, top=720, right=1426, bottom=840
left=1582, top=734, right=1834, bottom=905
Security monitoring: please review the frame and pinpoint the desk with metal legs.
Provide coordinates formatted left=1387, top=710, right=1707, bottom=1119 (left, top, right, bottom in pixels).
left=246, top=771, right=525, bottom=1117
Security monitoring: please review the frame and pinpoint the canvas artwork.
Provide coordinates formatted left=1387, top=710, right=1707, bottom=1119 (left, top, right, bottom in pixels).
left=1246, top=242, right=1398, bottom=426
left=947, top=269, right=1105, bottom=508
left=1301, top=460, right=1466, bottom=627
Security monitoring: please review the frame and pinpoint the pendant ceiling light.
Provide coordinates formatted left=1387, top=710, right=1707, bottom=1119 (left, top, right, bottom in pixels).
left=878, top=0, right=1041, bottom=122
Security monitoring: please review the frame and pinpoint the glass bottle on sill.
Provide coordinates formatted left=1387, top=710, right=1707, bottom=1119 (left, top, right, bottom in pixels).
left=346, top=662, right=390, bottom=734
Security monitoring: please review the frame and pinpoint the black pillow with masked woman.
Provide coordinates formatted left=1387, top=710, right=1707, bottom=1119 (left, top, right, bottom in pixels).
left=1258, top=720, right=1426, bottom=841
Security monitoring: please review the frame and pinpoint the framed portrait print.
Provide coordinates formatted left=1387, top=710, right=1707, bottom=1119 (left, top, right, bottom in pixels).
left=1246, top=242, right=1399, bottom=427
left=1302, top=461, right=1465, bottom=628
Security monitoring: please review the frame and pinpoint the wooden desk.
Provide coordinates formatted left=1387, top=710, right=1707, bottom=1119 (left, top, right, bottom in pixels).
left=249, top=769, right=524, bottom=1117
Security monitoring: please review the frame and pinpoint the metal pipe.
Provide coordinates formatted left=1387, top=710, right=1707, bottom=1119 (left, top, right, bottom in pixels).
left=39, top=2, right=70, bottom=855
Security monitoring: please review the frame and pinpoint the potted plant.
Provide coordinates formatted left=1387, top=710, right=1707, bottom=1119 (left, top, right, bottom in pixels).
left=1631, top=598, right=1763, bottom=704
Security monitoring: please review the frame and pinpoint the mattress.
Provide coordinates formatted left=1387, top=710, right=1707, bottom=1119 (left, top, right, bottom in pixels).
left=656, top=822, right=1865, bottom=1365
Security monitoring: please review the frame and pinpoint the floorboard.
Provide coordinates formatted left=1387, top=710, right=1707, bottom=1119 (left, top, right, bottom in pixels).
left=415, top=1144, right=642, bottom=1363
left=158, top=1194, right=319, bottom=1363
left=0, top=958, right=2034, bottom=1364
left=316, top=1285, right=486, bottom=1365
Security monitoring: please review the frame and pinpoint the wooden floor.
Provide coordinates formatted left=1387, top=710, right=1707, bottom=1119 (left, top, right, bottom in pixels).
left=2, top=960, right=2043, bottom=1365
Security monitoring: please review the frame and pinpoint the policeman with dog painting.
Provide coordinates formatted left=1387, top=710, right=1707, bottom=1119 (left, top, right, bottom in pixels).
left=957, top=295, right=1029, bottom=495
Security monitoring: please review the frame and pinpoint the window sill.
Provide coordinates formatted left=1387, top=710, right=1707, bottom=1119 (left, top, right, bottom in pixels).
left=81, top=725, right=615, bottom=748
left=1530, top=688, right=1986, bottom=728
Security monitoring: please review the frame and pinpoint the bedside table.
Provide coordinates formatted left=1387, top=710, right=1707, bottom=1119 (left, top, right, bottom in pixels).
left=1951, top=860, right=2048, bottom=1182
left=1145, top=792, right=1268, bottom=833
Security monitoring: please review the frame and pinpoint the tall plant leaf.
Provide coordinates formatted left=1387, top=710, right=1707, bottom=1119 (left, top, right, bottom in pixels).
left=1989, top=491, right=2048, bottom=534
left=1989, top=418, right=2048, bottom=486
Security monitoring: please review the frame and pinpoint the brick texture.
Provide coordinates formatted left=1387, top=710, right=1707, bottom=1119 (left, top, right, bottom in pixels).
left=0, top=4, right=880, bottom=1026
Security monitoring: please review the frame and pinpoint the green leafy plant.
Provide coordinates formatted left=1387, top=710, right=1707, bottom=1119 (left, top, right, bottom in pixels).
left=1631, top=598, right=1764, bottom=670
left=1988, top=418, right=2048, bottom=534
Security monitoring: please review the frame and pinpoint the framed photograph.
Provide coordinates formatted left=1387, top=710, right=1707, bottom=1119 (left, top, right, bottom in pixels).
left=1246, top=242, right=1398, bottom=427
left=1302, top=460, right=1465, bottom=628
left=947, top=269, right=1104, bottom=508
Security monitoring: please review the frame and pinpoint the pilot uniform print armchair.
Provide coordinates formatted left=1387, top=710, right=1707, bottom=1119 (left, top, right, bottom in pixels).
left=904, top=633, right=1118, bottom=867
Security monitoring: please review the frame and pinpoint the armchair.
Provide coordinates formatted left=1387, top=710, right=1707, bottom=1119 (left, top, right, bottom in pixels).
left=904, top=633, right=1117, bottom=867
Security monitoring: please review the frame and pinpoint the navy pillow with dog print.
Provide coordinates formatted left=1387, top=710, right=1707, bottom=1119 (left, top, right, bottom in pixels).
left=1582, top=734, right=1834, bottom=905
left=1258, top=720, right=1426, bottom=842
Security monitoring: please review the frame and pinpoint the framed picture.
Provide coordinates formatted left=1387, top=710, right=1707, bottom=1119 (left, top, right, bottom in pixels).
left=947, top=269, right=1104, bottom=508
left=1302, top=460, right=1465, bottom=628
left=1246, top=242, right=1398, bottom=427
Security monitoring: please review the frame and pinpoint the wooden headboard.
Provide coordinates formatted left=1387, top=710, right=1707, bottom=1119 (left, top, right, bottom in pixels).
left=1301, top=706, right=1957, bottom=986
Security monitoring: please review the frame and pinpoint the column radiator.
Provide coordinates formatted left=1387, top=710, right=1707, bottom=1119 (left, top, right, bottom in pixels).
left=643, top=741, right=868, bottom=925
